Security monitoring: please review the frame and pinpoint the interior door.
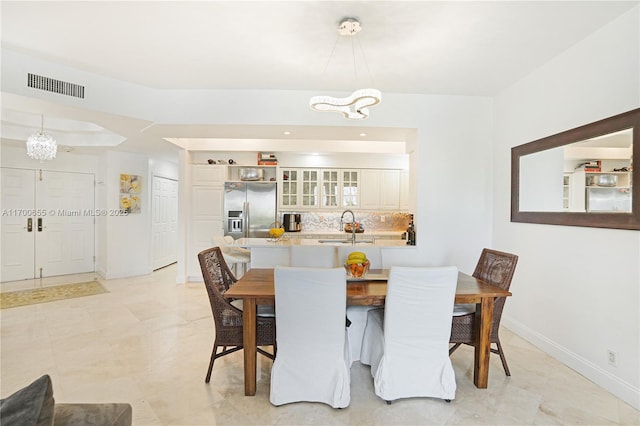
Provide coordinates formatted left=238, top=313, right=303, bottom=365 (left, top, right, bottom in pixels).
left=1, top=168, right=36, bottom=281
left=151, top=176, right=178, bottom=270
left=35, top=171, right=95, bottom=277
left=0, top=168, right=95, bottom=281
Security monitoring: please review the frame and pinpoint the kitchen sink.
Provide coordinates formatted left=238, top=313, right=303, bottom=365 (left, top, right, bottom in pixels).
left=317, top=239, right=375, bottom=245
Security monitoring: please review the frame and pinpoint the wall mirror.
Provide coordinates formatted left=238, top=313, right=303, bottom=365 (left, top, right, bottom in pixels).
left=511, top=108, right=639, bottom=230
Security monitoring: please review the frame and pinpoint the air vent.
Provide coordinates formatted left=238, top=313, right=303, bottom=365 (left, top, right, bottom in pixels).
left=27, top=73, right=85, bottom=99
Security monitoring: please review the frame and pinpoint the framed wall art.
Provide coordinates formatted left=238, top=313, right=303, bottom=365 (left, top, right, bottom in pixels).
left=119, top=173, right=141, bottom=214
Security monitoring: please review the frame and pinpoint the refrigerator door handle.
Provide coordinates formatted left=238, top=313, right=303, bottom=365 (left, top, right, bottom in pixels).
left=243, top=201, right=249, bottom=238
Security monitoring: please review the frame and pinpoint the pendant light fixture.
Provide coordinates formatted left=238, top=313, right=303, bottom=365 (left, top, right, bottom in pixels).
left=26, top=115, right=57, bottom=162
left=310, top=18, right=381, bottom=120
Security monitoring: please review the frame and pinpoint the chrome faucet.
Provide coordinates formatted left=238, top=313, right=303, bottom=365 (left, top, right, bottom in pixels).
left=340, top=209, right=357, bottom=244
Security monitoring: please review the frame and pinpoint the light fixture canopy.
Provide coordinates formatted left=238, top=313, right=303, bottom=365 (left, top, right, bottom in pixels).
left=310, top=18, right=381, bottom=120
left=26, top=115, right=57, bottom=162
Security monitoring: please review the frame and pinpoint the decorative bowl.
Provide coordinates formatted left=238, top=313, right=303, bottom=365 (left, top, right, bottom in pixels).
left=344, top=261, right=370, bottom=278
left=267, top=222, right=285, bottom=241
left=592, top=174, right=618, bottom=187
left=240, top=168, right=264, bottom=181
left=343, top=222, right=365, bottom=233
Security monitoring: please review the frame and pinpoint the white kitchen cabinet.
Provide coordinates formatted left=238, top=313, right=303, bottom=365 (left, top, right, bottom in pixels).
left=278, top=168, right=321, bottom=209
left=280, top=167, right=402, bottom=211
left=279, top=168, right=299, bottom=208
left=321, top=169, right=340, bottom=208
left=192, top=164, right=227, bottom=185
left=188, top=165, right=225, bottom=280
left=360, top=169, right=381, bottom=210
left=399, top=170, right=409, bottom=211
left=301, top=169, right=320, bottom=207
left=341, top=170, right=360, bottom=208
left=380, top=170, right=400, bottom=210
left=360, top=169, right=400, bottom=210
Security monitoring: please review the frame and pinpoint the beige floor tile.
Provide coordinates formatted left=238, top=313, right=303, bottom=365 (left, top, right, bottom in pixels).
left=1, top=264, right=638, bottom=425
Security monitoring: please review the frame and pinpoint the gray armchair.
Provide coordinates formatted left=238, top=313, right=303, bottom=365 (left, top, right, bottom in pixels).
left=0, top=375, right=132, bottom=426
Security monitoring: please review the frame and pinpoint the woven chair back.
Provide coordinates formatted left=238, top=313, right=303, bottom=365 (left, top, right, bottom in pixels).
left=198, top=247, right=240, bottom=331
left=472, top=248, right=518, bottom=336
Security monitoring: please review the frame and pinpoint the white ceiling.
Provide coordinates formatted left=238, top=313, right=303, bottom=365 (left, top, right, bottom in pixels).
left=1, top=1, right=637, bottom=158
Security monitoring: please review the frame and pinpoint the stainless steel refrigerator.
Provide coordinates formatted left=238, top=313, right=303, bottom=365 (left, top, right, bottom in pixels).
left=224, top=181, right=277, bottom=238
left=586, top=187, right=632, bottom=212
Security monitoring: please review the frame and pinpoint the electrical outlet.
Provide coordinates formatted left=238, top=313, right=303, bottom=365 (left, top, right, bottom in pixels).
left=607, top=349, right=618, bottom=366
left=380, top=215, right=385, bottom=223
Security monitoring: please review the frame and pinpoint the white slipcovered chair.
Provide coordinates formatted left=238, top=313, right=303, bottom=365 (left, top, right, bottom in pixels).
left=212, top=235, right=251, bottom=277
left=360, top=266, right=458, bottom=403
left=338, top=246, right=384, bottom=364
left=270, top=266, right=351, bottom=408
left=289, top=245, right=336, bottom=267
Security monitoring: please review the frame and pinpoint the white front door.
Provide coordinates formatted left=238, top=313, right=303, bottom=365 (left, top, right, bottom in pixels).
left=1, top=168, right=36, bottom=281
left=35, top=171, right=95, bottom=278
left=0, top=168, right=95, bottom=281
left=151, top=176, right=178, bottom=270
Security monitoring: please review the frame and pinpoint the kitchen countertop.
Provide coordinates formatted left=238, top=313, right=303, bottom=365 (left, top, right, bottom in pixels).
left=292, top=231, right=403, bottom=237
left=232, top=237, right=411, bottom=248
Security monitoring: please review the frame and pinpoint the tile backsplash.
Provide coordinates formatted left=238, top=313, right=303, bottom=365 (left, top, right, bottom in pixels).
left=278, top=211, right=411, bottom=233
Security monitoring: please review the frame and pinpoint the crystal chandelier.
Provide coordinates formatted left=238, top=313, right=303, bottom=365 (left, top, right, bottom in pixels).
left=310, top=18, right=381, bottom=120
left=26, top=115, right=57, bottom=162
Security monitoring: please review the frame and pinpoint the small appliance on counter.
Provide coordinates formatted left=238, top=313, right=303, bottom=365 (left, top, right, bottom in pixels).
left=282, top=213, right=302, bottom=232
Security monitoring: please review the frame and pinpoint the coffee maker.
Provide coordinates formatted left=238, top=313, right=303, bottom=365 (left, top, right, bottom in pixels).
left=283, top=213, right=302, bottom=232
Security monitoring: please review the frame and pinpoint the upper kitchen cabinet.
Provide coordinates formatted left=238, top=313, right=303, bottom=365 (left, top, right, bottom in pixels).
left=279, top=168, right=298, bottom=208
left=301, top=169, right=320, bottom=207
left=361, top=169, right=402, bottom=210
left=321, top=169, right=340, bottom=208
left=280, top=168, right=363, bottom=210
left=399, top=170, right=410, bottom=211
left=279, top=168, right=320, bottom=209
left=192, top=164, right=227, bottom=185
left=342, top=170, right=360, bottom=208
left=279, top=166, right=405, bottom=211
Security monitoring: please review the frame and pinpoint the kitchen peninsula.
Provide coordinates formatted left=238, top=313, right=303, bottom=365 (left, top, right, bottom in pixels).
left=232, top=236, right=412, bottom=269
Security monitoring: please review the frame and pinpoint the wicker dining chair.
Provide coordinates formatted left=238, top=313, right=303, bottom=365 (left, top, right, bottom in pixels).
left=449, top=248, right=518, bottom=376
left=198, top=247, right=276, bottom=383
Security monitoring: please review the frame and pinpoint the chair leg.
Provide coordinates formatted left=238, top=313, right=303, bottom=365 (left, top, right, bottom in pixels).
left=449, top=343, right=462, bottom=355
left=205, top=344, right=218, bottom=383
left=493, top=340, right=511, bottom=376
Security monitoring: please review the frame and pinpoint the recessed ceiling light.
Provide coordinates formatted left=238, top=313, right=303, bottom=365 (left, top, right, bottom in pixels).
left=283, top=131, right=291, bottom=135
left=359, top=132, right=367, bottom=137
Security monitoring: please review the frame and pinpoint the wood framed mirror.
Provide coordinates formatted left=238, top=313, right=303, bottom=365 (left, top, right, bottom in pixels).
left=511, top=108, right=639, bottom=230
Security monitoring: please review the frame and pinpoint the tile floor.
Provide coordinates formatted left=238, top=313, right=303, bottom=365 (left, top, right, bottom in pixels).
left=1, top=265, right=638, bottom=425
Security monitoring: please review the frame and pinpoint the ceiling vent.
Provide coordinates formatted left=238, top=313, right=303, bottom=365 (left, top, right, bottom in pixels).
left=27, top=73, right=85, bottom=99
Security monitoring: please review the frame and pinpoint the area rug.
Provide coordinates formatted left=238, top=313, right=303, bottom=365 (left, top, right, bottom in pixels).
left=0, top=281, right=108, bottom=309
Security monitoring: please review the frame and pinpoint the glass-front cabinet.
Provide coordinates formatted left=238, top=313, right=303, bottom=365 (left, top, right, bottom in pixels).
left=322, top=169, right=339, bottom=208
left=278, top=168, right=361, bottom=209
left=280, top=168, right=298, bottom=208
left=342, top=170, right=359, bottom=208
left=301, top=169, right=319, bottom=207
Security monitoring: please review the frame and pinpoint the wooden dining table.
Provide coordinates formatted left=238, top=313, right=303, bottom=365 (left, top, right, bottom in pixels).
left=224, top=268, right=512, bottom=396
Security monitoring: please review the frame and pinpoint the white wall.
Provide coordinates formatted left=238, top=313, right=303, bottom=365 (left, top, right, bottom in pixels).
left=493, top=6, right=639, bottom=409
left=102, top=150, right=151, bottom=279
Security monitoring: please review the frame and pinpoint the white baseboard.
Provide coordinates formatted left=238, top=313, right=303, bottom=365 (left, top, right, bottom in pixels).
left=502, top=315, right=639, bottom=410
